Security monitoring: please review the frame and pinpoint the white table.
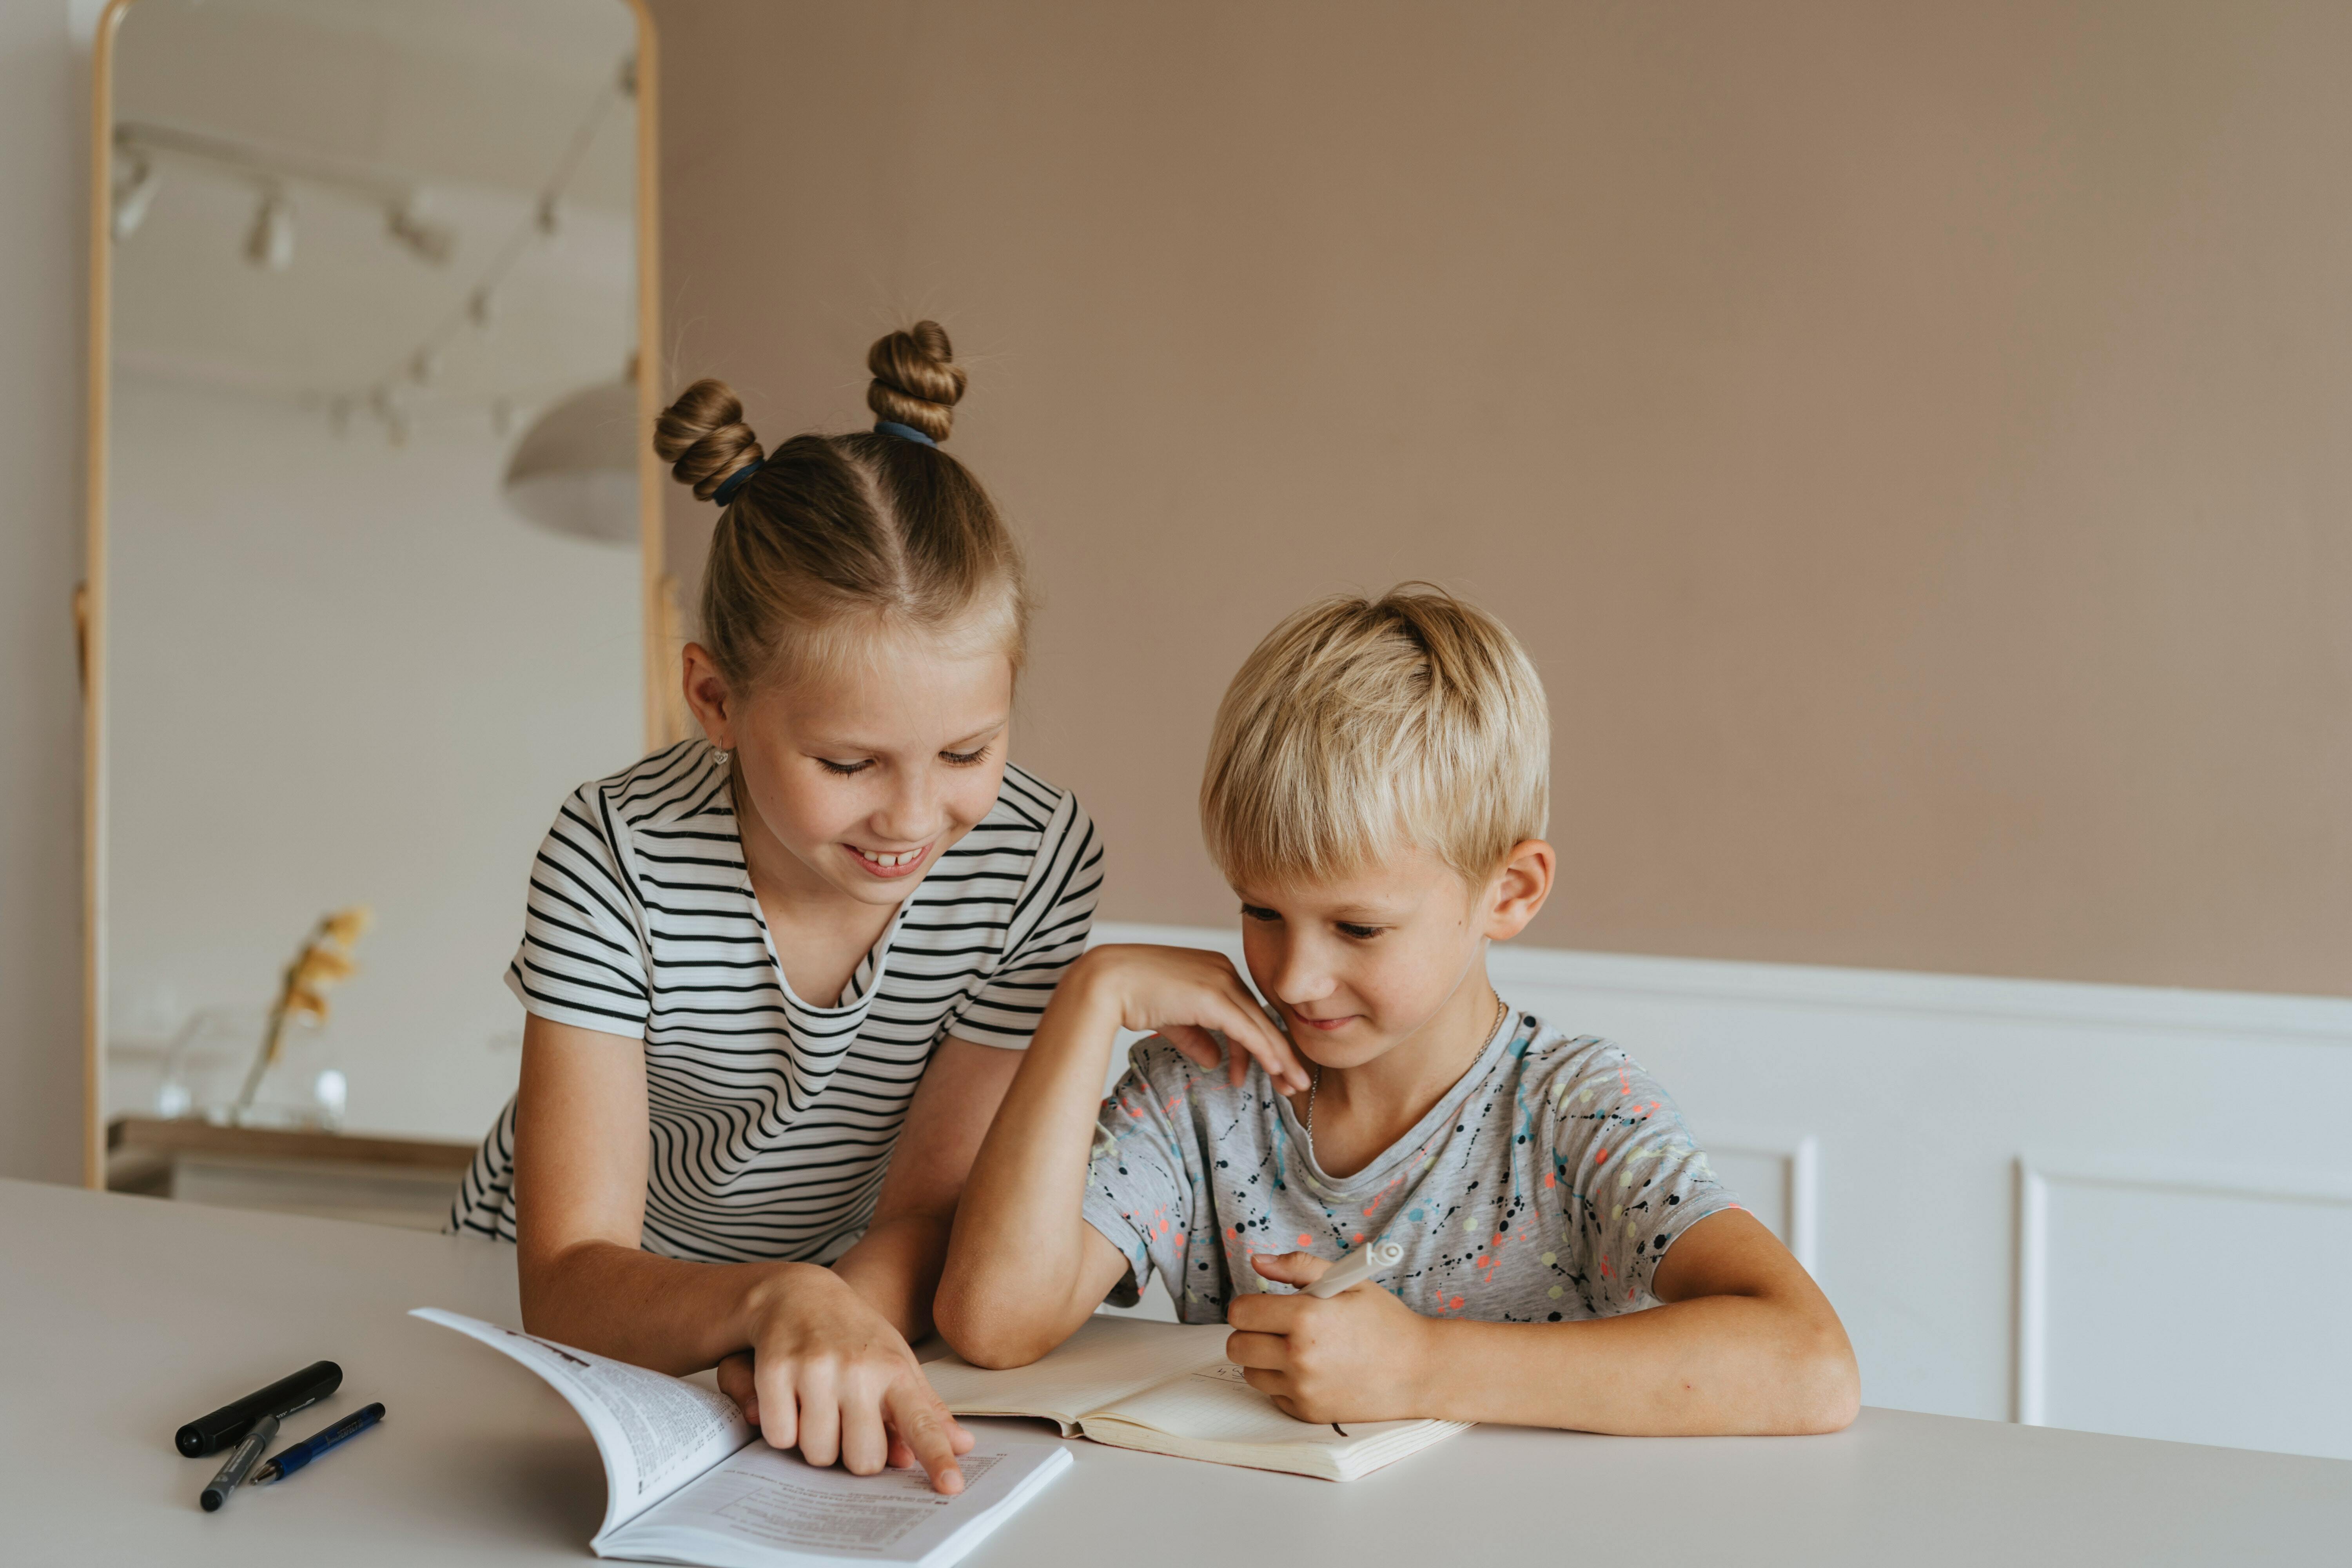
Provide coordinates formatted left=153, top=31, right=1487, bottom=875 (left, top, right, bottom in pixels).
left=4, top=1178, right=2347, bottom=1566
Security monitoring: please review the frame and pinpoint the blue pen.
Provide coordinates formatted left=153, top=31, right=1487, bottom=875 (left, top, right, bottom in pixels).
left=249, top=1403, right=385, bottom=1485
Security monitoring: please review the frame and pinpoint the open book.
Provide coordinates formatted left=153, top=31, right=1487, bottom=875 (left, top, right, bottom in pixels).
left=414, top=1309, right=1069, bottom=1568
left=920, top=1315, right=1467, bottom=1482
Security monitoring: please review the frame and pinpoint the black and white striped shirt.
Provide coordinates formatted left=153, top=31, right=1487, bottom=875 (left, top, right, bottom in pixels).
left=450, top=740, right=1102, bottom=1261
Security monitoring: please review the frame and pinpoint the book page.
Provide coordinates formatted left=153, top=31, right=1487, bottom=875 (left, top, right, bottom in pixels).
left=412, top=1307, right=752, bottom=1537
left=604, top=1439, right=1071, bottom=1568
left=922, top=1316, right=1230, bottom=1428
left=1091, top=1362, right=1424, bottom=1448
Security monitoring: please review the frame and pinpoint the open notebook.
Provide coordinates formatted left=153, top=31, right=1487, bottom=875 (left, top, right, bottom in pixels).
left=414, top=1309, right=1069, bottom=1568
left=921, top=1316, right=1467, bottom=1482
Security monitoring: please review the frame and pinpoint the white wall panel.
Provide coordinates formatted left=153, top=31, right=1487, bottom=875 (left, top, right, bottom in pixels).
left=1092, top=922, right=2352, bottom=1451
left=1706, top=1136, right=1819, bottom=1273
left=2019, top=1163, right=2352, bottom=1461
left=103, top=377, right=643, bottom=1142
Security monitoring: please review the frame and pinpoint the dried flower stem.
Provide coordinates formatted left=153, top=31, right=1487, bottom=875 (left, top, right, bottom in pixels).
left=231, top=906, right=370, bottom=1124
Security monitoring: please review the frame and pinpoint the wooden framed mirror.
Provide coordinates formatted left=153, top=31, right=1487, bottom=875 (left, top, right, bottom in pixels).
left=81, top=0, right=669, bottom=1194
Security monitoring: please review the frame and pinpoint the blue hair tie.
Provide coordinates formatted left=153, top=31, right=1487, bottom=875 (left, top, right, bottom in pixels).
left=710, top=459, right=764, bottom=508
left=714, top=425, right=931, bottom=505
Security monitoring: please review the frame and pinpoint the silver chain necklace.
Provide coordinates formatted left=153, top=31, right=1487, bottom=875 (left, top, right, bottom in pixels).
left=1305, top=988, right=1511, bottom=1156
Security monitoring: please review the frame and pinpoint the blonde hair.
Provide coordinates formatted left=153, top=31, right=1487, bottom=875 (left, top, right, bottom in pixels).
left=653, top=321, right=1027, bottom=690
left=1202, top=586, right=1550, bottom=888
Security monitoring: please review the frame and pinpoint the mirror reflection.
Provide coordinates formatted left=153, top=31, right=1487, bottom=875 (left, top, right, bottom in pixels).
left=102, top=0, right=647, bottom=1218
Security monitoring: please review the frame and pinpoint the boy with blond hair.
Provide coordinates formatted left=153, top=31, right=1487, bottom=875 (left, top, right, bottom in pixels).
left=938, top=588, right=1857, bottom=1435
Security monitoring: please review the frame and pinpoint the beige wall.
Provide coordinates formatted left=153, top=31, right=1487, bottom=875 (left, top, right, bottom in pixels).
left=651, top=0, right=2352, bottom=998
left=1, top=0, right=87, bottom=1183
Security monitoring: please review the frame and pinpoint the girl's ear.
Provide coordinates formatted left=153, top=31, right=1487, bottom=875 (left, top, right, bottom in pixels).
left=680, top=643, right=737, bottom=749
left=1483, top=839, right=1555, bottom=942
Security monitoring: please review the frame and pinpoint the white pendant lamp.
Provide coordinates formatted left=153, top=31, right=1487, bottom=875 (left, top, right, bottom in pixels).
left=501, top=377, right=638, bottom=545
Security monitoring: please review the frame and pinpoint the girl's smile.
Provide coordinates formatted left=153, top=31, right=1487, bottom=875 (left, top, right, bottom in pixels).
left=690, top=627, right=1016, bottom=918
left=846, top=840, right=933, bottom=878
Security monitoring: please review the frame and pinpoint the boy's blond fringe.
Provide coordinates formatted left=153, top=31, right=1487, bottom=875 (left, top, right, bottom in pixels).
left=1201, top=585, right=1550, bottom=890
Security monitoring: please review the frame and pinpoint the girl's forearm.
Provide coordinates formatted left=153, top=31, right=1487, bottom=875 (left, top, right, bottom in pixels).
left=831, top=1212, right=954, bottom=1343
left=521, top=1239, right=831, bottom=1376
left=1413, top=1294, right=1860, bottom=1435
left=937, top=971, right=1123, bottom=1363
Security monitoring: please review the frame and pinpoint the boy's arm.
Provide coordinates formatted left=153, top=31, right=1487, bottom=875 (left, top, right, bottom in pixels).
left=936, top=945, right=1308, bottom=1369
left=830, top=1037, right=1025, bottom=1343
left=1227, top=1210, right=1859, bottom=1434
left=933, top=968, right=1134, bottom=1367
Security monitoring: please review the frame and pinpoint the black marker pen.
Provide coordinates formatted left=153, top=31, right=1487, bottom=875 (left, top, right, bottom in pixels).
left=200, top=1413, right=278, bottom=1511
left=175, top=1361, right=342, bottom=1457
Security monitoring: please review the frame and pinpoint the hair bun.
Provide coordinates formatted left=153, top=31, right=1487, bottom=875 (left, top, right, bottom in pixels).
left=655, top=379, right=764, bottom=501
left=865, top=321, right=967, bottom=443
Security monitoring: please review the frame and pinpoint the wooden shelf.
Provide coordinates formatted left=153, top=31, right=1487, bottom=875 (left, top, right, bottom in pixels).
left=106, top=1115, right=477, bottom=1172
left=105, top=1117, right=479, bottom=1231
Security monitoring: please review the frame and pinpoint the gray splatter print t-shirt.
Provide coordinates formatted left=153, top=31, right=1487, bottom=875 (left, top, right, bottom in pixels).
left=1081, top=1008, right=1740, bottom=1324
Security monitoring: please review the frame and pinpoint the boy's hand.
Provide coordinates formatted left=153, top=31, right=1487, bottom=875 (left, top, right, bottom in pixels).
left=1074, top=945, right=1310, bottom=1094
left=1223, top=1252, right=1438, bottom=1423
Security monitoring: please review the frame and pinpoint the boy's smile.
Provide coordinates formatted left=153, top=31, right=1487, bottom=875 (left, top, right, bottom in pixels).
left=1231, top=840, right=1553, bottom=1176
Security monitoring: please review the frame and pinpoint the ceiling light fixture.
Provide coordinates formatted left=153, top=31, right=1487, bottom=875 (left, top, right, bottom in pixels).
left=502, top=375, right=638, bottom=545
left=276, top=51, right=636, bottom=452
left=244, top=187, right=295, bottom=271
left=112, top=152, right=162, bottom=240
left=385, top=201, right=455, bottom=266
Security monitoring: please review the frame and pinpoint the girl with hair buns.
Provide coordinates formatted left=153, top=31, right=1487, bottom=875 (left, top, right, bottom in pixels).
left=449, top=323, right=1103, bottom=1496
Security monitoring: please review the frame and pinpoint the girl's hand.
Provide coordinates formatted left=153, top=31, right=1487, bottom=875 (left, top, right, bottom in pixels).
left=1222, top=1252, right=1439, bottom=1423
left=1075, top=944, right=1310, bottom=1093
left=724, top=1264, right=975, bottom=1493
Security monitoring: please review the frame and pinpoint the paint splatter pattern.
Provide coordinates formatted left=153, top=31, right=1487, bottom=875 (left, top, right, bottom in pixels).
left=1081, top=1010, right=1739, bottom=1325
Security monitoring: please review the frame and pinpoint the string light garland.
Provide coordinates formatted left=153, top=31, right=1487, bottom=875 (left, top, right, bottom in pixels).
left=114, top=55, right=636, bottom=446
left=341, top=53, right=635, bottom=446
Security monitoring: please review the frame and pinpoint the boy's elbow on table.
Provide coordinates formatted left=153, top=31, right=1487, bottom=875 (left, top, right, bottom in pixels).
left=1724, top=1308, right=1859, bottom=1436
left=933, top=1277, right=1062, bottom=1372
left=1791, top=1323, right=1863, bottom=1434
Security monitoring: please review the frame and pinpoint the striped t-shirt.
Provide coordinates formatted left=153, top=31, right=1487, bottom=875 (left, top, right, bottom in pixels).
left=449, top=740, right=1102, bottom=1261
